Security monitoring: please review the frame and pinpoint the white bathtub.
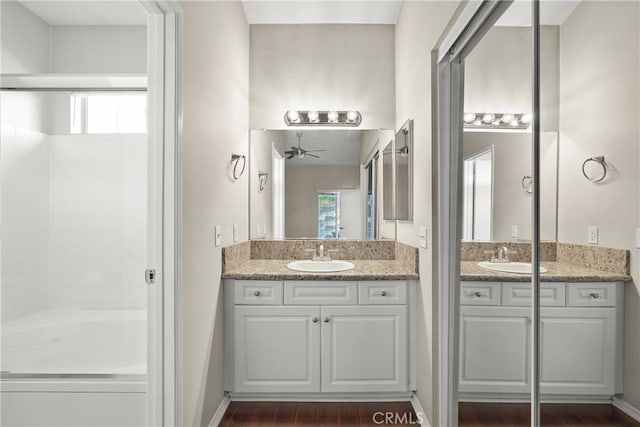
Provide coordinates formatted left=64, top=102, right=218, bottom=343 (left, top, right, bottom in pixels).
left=1, top=309, right=147, bottom=427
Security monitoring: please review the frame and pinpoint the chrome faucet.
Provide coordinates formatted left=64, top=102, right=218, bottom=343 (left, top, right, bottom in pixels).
left=305, top=244, right=339, bottom=261
left=484, top=246, right=516, bottom=263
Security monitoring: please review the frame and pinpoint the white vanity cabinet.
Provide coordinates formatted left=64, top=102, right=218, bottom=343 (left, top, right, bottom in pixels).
left=225, top=279, right=416, bottom=396
left=459, top=281, right=624, bottom=398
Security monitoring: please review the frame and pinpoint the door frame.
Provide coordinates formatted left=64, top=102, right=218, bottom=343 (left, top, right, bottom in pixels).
left=139, top=1, right=182, bottom=426
left=431, top=1, right=517, bottom=425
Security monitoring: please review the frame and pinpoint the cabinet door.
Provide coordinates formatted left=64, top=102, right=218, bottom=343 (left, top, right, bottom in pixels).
left=234, top=306, right=320, bottom=393
left=540, top=308, right=616, bottom=395
left=459, top=306, right=530, bottom=393
left=321, top=306, right=408, bottom=392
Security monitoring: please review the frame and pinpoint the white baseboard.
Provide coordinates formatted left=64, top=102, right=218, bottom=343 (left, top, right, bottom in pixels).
left=410, top=393, right=431, bottom=427
left=612, top=396, right=640, bottom=422
left=208, top=394, right=231, bottom=427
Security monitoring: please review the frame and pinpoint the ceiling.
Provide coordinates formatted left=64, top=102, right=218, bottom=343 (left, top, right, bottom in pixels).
left=19, top=1, right=147, bottom=26
left=283, top=130, right=362, bottom=166
left=241, top=1, right=401, bottom=24
left=496, top=0, right=581, bottom=26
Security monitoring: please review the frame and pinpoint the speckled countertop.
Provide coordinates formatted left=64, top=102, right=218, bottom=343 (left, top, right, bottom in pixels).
left=222, top=259, right=419, bottom=281
left=461, top=261, right=632, bottom=282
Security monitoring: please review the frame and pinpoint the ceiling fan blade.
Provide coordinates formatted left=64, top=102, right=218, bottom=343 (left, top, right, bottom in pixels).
left=304, top=149, right=327, bottom=153
left=306, top=154, right=320, bottom=158
left=286, top=154, right=294, bottom=159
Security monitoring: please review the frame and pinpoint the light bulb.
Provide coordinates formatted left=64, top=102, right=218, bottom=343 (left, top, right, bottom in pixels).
left=501, top=114, right=515, bottom=124
left=287, top=110, right=300, bottom=123
left=463, top=113, right=476, bottom=123
left=510, top=119, right=520, bottom=126
left=521, top=114, right=532, bottom=124
left=473, top=120, right=482, bottom=126
left=307, top=110, right=319, bottom=122
left=482, top=113, right=495, bottom=124
left=327, top=111, right=339, bottom=123
left=346, top=111, right=358, bottom=122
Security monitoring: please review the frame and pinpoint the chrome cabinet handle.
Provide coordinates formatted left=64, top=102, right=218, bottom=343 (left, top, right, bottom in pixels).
left=312, top=317, right=319, bottom=323
left=254, top=290, right=261, bottom=297
left=381, top=291, right=387, bottom=297
left=323, top=317, right=330, bottom=323
left=589, top=293, right=600, bottom=299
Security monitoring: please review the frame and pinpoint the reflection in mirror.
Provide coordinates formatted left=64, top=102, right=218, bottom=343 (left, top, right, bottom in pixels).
left=382, top=139, right=394, bottom=221
left=250, top=129, right=395, bottom=240
left=395, top=119, right=413, bottom=221
left=462, top=131, right=558, bottom=241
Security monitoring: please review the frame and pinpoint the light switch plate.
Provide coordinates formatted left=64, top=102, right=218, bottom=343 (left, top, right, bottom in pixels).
left=214, top=225, right=222, bottom=247
left=419, top=227, right=428, bottom=249
left=636, top=228, right=640, bottom=248
left=511, top=225, right=518, bottom=239
left=233, top=224, right=239, bottom=242
left=587, top=226, right=598, bottom=244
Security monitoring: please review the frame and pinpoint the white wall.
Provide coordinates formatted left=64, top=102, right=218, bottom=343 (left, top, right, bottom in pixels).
left=50, top=26, right=147, bottom=74
left=181, top=2, right=249, bottom=426
left=284, top=165, right=361, bottom=238
left=250, top=24, right=395, bottom=130
left=395, top=1, right=460, bottom=423
left=0, top=1, right=50, bottom=74
left=464, top=25, right=559, bottom=132
left=557, top=0, right=640, bottom=408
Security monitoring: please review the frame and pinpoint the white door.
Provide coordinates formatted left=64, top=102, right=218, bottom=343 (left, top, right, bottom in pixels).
left=321, top=306, right=407, bottom=392
left=459, top=306, right=530, bottom=393
left=234, top=306, right=321, bottom=393
left=339, top=189, right=363, bottom=239
left=540, top=308, right=616, bottom=395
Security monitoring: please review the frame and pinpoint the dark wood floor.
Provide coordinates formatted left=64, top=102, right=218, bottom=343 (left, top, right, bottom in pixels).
left=220, top=401, right=640, bottom=426
left=459, top=403, right=640, bottom=427
left=219, top=401, right=417, bottom=426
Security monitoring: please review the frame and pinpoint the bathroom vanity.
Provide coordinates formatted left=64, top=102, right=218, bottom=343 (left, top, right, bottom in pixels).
left=458, top=243, right=631, bottom=401
left=222, top=240, right=419, bottom=399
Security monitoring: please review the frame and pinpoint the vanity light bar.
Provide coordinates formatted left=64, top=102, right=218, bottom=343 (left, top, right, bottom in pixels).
left=463, top=113, right=531, bottom=130
left=284, top=110, right=362, bottom=127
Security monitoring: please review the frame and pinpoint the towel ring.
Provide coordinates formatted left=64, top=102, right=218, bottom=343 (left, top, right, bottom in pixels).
left=258, top=171, right=269, bottom=193
left=521, top=175, right=533, bottom=194
left=231, top=154, right=246, bottom=181
left=582, top=156, right=607, bottom=183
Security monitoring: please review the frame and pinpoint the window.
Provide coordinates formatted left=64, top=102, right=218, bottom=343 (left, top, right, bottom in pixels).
left=317, top=192, right=340, bottom=239
left=70, top=93, right=147, bottom=134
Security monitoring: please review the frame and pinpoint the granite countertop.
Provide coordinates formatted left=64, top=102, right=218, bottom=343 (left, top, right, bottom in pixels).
left=461, top=261, right=632, bottom=282
left=222, top=259, right=419, bottom=281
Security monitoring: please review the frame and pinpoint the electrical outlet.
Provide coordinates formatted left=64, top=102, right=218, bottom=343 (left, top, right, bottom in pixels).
left=511, top=225, right=518, bottom=239
left=419, top=227, right=428, bottom=249
left=214, top=225, right=222, bottom=247
left=233, top=224, right=239, bottom=242
left=587, top=226, right=598, bottom=244
left=636, top=228, right=640, bottom=249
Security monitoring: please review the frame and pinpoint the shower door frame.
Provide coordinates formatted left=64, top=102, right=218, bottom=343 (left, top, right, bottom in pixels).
left=0, top=2, right=183, bottom=426
left=431, top=1, right=541, bottom=426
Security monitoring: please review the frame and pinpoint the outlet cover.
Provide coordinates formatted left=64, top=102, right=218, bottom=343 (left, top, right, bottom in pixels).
left=511, top=225, right=518, bottom=239
left=214, top=225, right=222, bottom=247
left=587, top=226, right=598, bottom=244
left=636, top=228, right=640, bottom=248
left=419, top=227, right=428, bottom=249
left=233, top=224, right=239, bottom=242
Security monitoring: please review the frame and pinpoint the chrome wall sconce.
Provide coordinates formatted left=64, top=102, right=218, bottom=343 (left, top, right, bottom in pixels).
left=284, top=110, right=362, bottom=127
left=230, top=154, right=246, bottom=181
left=463, top=112, right=531, bottom=130
left=257, top=171, right=269, bottom=192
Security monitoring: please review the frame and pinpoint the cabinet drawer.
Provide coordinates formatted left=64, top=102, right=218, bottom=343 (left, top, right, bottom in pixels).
left=234, top=280, right=283, bottom=305
left=284, top=281, right=357, bottom=305
left=460, top=282, right=501, bottom=306
left=359, top=281, right=407, bottom=305
left=567, top=283, right=617, bottom=307
left=502, top=283, right=565, bottom=307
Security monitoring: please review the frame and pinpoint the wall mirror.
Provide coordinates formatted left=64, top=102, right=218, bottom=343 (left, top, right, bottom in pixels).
left=395, top=119, right=413, bottom=221
left=249, top=128, right=395, bottom=240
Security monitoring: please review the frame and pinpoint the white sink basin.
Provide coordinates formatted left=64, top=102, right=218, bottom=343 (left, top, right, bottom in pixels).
left=287, top=260, right=355, bottom=273
left=477, top=261, right=548, bottom=275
